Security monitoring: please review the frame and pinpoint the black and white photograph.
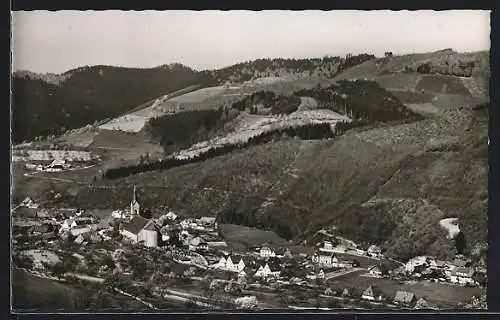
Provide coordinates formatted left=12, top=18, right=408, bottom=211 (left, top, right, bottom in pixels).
left=10, top=10, right=490, bottom=312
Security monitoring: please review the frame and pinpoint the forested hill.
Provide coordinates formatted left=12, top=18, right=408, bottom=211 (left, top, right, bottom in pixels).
left=12, top=64, right=217, bottom=143
left=12, top=53, right=376, bottom=143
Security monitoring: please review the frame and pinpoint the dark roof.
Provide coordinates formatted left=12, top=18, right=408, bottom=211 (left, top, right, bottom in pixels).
left=32, top=225, right=50, bottom=233
left=122, top=215, right=150, bottom=235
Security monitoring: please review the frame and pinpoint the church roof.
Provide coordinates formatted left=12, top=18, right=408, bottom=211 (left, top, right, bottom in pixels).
left=122, top=215, right=149, bottom=235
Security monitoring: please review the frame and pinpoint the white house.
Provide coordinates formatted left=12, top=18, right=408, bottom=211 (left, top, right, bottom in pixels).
left=405, top=256, right=429, bottom=273
left=70, top=226, right=92, bottom=238
left=323, top=241, right=333, bottom=250
left=362, top=286, right=383, bottom=301
left=260, top=247, right=276, bottom=258
left=311, top=251, right=346, bottom=267
left=199, top=216, right=216, bottom=226
left=368, top=265, right=383, bottom=277
left=165, top=211, right=178, bottom=221
left=216, top=256, right=247, bottom=273
left=254, top=263, right=280, bottom=278
left=449, top=267, right=476, bottom=285
left=367, top=245, right=382, bottom=257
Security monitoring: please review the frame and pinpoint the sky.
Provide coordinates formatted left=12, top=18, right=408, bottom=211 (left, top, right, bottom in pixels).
left=12, top=10, right=491, bottom=74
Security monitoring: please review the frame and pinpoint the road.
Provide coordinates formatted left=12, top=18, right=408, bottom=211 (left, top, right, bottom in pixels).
left=64, top=272, right=105, bottom=283
left=325, top=267, right=365, bottom=280
left=23, top=173, right=75, bottom=183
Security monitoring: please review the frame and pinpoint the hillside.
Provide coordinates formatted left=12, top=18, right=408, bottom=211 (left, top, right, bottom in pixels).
left=12, top=53, right=376, bottom=143
left=12, top=64, right=215, bottom=143
left=12, top=49, right=489, bottom=262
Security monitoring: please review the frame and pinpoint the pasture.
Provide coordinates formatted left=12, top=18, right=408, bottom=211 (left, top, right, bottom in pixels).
left=219, top=223, right=289, bottom=251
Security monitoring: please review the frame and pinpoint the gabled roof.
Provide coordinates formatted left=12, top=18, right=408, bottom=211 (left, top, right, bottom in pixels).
left=122, top=215, right=150, bottom=235
left=394, top=290, right=415, bottom=303
left=363, top=285, right=382, bottom=297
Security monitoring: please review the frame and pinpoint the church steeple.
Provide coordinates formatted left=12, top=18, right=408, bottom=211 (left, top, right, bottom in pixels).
left=130, top=185, right=140, bottom=216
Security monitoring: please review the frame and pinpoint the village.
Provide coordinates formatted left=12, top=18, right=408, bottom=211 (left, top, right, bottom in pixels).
left=11, top=184, right=486, bottom=310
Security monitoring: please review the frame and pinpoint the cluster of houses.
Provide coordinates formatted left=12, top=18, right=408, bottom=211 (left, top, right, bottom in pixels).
left=398, top=255, right=480, bottom=286
left=116, top=186, right=220, bottom=250
left=24, top=159, right=72, bottom=172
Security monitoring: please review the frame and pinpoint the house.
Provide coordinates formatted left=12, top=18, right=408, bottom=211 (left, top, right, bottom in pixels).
left=414, top=297, right=432, bottom=309
left=74, top=234, right=85, bottom=245
left=311, top=251, right=348, bottom=268
left=449, top=267, right=476, bottom=285
left=70, top=226, right=92, bottom=238
left=260, top=246, right=276, bottom=258
left=323, top=241, right=333, bottom=250
left=188, top=236, right=208, bottom=251
left=120, top=215, right=158, bottom=248
left=429, top=259, right=447, bottom=270
left=368, top=265, right=383, bottom=277
left=317, top=269, right=325, bottom=279
left=130, top=185, right=140, bottom=216
left=216, top=255, right=249, bottom=273
left=165, top=211, right=178, bottom=221
left=367, top=245, right=382, bottom=257
left=35, top=209, right=50, bottom=219
left=31, top=224, right=55, bottom=235
left=341, top=288, right=351, bottom=297
left=199, top=216, right=216, bottom=226
left=405, top=256, right=429, bottom=273
left=362, top=285, right=383, bottom=301
left=394, top=290, right=416, bottom=305
left=254, top=263, right=280, bottom=278
left=159, top=224, right=178, bottom=242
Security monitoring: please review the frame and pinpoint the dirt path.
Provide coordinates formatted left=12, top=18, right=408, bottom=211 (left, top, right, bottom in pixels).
left=23, top=173, right=75, bottom=184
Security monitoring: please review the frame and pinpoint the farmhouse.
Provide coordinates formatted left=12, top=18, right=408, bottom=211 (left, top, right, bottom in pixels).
left=368, top=265, right=383, bottom=277
left=367, top=245, right=382, bottom=257
left=260, top=246, right=276, bottom=258
left=188, top=236, right=208, bottom=251
left=449, top=267, right=476, bottom=285
left=311, top=251, right=348, bottom=268
left=254, top=263, right=280, bottom=278
left=165, top=211, right=178, bottom=221
left=394, top=290, right=416, bottom=305
left=70, top=226, right=92, bottom=238
left=405, top=256, right=429, bottom=273
left=362, top=285, right=384, bottom=301
left=216, top=255, right=250, bottom=273
left=120, top=215, right=158, bottom=248
left=199, top=216, right=216, bottom=226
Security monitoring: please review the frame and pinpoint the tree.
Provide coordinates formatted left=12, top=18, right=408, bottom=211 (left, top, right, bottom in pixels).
left=455, top=232, right=467, bottom=255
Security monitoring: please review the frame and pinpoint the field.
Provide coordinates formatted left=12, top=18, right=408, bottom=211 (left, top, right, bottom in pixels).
left=219, top=223, right=289, bottom=251
left=12, top=150, right=96, bottom=162
left=174, top=109, right=349, bottom=160
left=12, top=268, right=146, bottom=311
left=326, top=273, right=481, bottom=308
left=390, top=90, right=435, bottom=104
left=416, top=75, right=472, bottom=96
left=404, top=103, right=439, bottom=115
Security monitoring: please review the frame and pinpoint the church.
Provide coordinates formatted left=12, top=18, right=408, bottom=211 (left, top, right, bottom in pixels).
left=130, top=185, right=140, bottom=216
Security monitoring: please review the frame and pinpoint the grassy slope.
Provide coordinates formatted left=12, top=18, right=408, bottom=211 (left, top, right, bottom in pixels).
left=11, top=268, right=145, bottom=311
